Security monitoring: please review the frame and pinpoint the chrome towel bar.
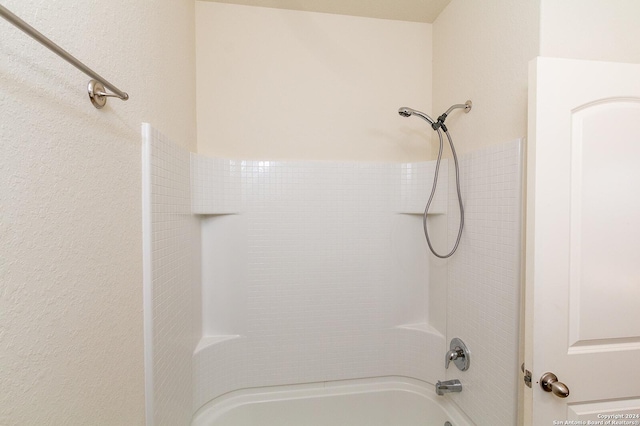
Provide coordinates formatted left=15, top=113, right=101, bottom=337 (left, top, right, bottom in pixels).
left=0, top=4, right=129, bottom=109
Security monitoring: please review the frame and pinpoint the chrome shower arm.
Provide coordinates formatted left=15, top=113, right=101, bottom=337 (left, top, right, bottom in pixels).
left=443, top=100, right=472, bottom=116
left=434, top=100, right=472, bottom=132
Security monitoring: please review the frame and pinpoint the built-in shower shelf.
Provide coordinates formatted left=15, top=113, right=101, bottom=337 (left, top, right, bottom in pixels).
left=396, top=323, right=445, bottom=339
left=399, top=211, right=446, bottom=216
left=193, top=211, right=240, bottom=216
left=195, top=334, right=243, bottom=355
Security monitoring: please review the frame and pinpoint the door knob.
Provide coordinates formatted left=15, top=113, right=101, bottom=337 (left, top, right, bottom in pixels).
left=540, top=372, right=570, bottom=398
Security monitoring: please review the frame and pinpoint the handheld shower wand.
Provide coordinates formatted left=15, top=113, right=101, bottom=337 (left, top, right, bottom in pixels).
left=398, top=107, right=436, bottom=125
left=397, top=101, right=472, bottom=259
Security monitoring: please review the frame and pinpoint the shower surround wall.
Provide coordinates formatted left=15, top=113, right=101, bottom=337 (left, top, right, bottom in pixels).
left=447, top=139, right=524, bottom=426
left=142, top=125, right=201, bottom=426
left=191, top=157, right=447, bottom=410
left=144, top=130, right=523, bottom=423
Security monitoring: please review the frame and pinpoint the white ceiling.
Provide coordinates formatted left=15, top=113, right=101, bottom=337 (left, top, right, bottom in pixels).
left=202, top=0, right=451, bottom=23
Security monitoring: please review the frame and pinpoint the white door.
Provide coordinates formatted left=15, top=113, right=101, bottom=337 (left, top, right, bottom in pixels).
left=525, top=57, right=640, bottom=424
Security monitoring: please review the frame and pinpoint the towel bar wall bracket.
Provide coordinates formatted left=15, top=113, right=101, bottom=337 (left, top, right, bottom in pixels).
left=87, top=80, right=126, bottom=109
left=0, top=4, right=129, bottom=109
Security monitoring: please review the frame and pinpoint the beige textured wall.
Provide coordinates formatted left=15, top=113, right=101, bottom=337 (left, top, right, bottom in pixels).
left=432, top=0, right=540, bottom=156
left=196, top=1, right=433, bottom=162
left=540, top=0, right=640, bottom=64
left=0, top=1, right=195, bottom=425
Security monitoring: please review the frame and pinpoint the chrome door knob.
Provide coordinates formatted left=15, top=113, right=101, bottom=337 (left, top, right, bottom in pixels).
left=540, top=372, right=570, bottom=398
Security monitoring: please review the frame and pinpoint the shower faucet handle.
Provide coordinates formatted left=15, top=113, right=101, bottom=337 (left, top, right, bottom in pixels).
left=445, top=338, right=470, bottom=371
left=445, top=348, right=464, bottom=368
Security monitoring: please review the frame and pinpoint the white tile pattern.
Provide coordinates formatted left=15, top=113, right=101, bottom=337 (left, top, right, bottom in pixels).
left=191, top=155, right=242, bottom=214
left=192, top=159, right=448, bottom=410
left=400, top=160, right=448, bottom=214
left=446, top=139, right=523, bottom=426
left=143, top=125, right=200, bottom=426
left=189, top=144, right=522, bottom=423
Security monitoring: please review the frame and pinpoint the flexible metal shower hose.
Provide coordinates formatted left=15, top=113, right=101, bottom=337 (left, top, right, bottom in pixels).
left=423, top=129, right=464, bottom=259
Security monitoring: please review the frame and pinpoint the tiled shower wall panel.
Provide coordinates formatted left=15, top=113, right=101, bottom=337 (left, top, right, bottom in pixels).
left=191, top=155, right=242, bottom=214
left=143, top=125, right=200, bottom=426
left=241, top=161, right=397, bottom=337
left=192, top=158, right=448, bottom=409
left=400, top=160, right=448, bottom=214
left=191, top=157, right=448, bottom=218
left=446, top=139, right=523, bottom=426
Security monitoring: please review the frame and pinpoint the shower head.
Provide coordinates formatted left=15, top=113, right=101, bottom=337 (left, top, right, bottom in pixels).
left=398, top=107, right=413, bottom=117
left=399, top=101, right=472, bottom=132
left=443, top=100, right=473, bottom=116
left=397, top=107, right=435, bottom=125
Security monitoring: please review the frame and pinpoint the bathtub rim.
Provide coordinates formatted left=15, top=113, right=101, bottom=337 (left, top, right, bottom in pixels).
left=191, top=375, right=475, bottom=426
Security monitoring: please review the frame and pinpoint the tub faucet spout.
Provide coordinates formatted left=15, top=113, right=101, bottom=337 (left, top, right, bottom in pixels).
left=436, top=379, right=462, bottom=395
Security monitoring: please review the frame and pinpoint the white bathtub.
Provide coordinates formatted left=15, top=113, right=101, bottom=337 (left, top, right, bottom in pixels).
left=191, top=377, right=474, bottom=426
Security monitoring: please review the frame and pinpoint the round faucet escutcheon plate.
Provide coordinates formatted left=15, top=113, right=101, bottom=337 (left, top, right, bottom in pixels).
left=448, top=337, right=470, bottom=372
